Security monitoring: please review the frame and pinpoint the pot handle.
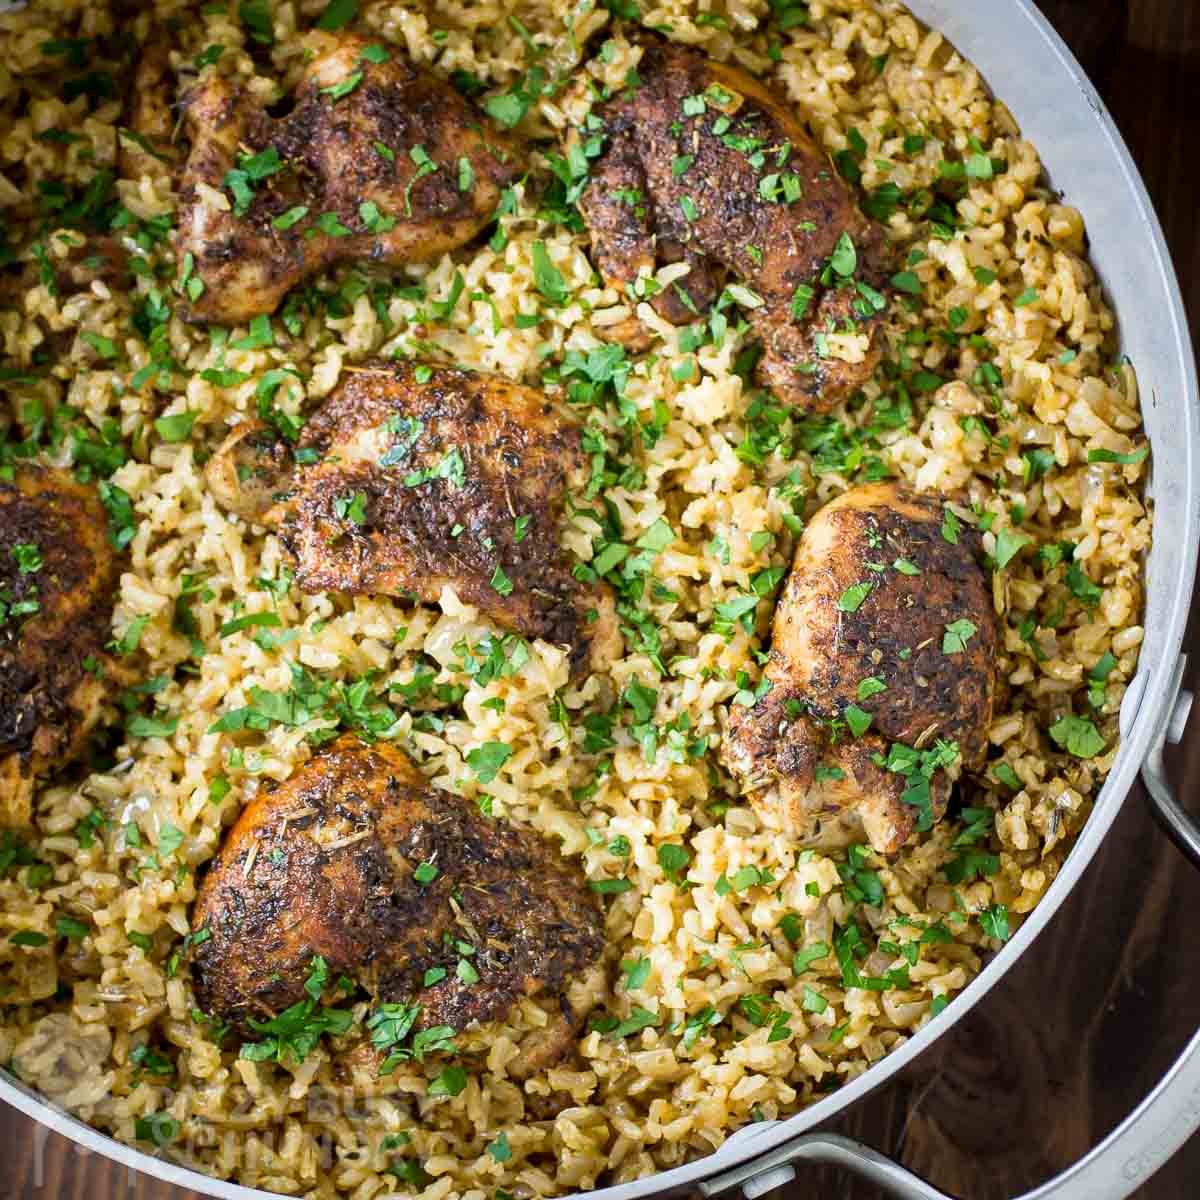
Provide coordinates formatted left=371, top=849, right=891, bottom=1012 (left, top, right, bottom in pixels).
left=698, top=1023, right=1200, bottom=1200
left=1141, top=654, right=1198, bottom=867
left=698, top=657, right=1199, bottom=1200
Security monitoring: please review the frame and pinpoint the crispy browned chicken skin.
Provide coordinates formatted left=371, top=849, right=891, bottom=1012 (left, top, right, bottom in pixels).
left=577, top=37, right=893, bottom=411
left=205, top=362, right=621, bottom=677
left=175, top=33, right=523, bottom=324
left=191, top=736, right=605, bottom=1045
left=0, top=466, right=123, bottom=826
left=722, top=482, right=998, bottom=854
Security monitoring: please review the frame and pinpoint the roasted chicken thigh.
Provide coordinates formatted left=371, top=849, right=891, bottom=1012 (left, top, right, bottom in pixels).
left=723, top=482, right=999, bottom=854
left=577, top=37, right=893, bottom=412
left=205, top=362, right=621, bottom=677
left=0, top=466, right=123, bottom=827
left=176, top=33, right=523, bottom=324
left=191, top=736, right=605, bottom=1047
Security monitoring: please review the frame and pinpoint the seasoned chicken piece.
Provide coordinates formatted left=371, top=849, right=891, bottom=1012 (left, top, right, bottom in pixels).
left=722, top=482, right=999, bottom=854
left=175, top=33, right=523, bottom=324
left=120, top=32, right=177, bottom=180
left=577, top=37, right=893, bottom=412
left=205, top=362, right=621, bottom=677
left=0, top=466, right=124, bottom=826
left=191, top=736, right=605, bottom=1053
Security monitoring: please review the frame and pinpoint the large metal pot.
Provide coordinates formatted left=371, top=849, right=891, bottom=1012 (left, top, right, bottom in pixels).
left=2, top=0, right=1198, bottom=1197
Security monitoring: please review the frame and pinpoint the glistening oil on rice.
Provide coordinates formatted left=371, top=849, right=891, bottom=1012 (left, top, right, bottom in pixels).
left=0, top=0, right=1149, bottom=1196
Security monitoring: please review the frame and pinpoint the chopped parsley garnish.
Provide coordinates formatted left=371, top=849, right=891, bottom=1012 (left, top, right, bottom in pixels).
left=622, top=956, right=651, bottom=990
left=154, top=411, right=196, bottom=443
left=979, top=903, right=1010, bottom=941
left=837, top=581, right=873, bottom=613
left=466, top=740, right=512, bottom=783
left=367, top=1000, right=455, bottom=1073
left=320, top=70, right=363, bottom=101
left=940, top=508, right=960, bottom=544
left=531, top=240, right=568, bottom=305
left=403, top=447, right=465, bottom=489
left=881, top=739, right=960, bottom=832
left=942, top=618, right=978, bottom=654
left=239, top=956, right=354, bottom=1063
left=843, top=704, right=872, bottom=737
left=333, top=490, right=368, bottom=524
left=313, top=211, right=353, bottom=237
left=656, top=842, right=690, bottom=885
left=11, top=543, right=42, bottom=574
left=790, top=282, right=814, bottom=320
left=359, top=200, right=396, bottom=234
left=993, top=527, right=1032, bottom=570
left=829, top=232, right=857, bottom=277
left=1088, top=445, right=1148, bottom=466
left=315, top=0, right=357, bottom=30
left=489, top=565, right=513, bottom=597
left=1088, top=651, right=1117, bottom=709
left=1049, top=713, right=1105, bottom=758
left=134, top=1113, right=180, bottom=1147
left=223, top=145, right=283, bottom=216
left=240, top=0, right=274, bottom=45
left=1066, top=560, right=1102, bottom=608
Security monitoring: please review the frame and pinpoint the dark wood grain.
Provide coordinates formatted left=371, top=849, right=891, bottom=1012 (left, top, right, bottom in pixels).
left=2, top=1, right=1199, bottom=1198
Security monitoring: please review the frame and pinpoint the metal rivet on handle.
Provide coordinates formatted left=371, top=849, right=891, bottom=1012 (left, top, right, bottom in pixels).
left=740, top=1165, right=796, bottom=1199
left=1167, top=689, right=1194, bottom=745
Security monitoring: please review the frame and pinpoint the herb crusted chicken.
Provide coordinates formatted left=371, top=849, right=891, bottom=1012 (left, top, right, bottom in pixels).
left=176, top=32, right=523, bottom=325
left=205, top=362, right=621, bottom=678
left=576, top=36, right=894, bottom=412
left=191, top=736, right=605, bottom=1061
left=0, top=466, right=125, bottom=827
left=723, top=482, right=1000, bottom=854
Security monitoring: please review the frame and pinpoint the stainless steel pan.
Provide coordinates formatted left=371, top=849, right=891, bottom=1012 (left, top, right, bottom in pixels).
left=2, top=0, right=1198, bottom=1196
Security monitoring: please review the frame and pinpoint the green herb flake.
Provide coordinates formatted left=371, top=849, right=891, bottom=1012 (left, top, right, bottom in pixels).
left=843, top=704, right=872, bottom=737
left=530, top=240, right=568, bottom=305
left=942, top=618, right=977, bottom=654
left=837, top=581, right=873, bottom=613
left=1088, top=445, right=1148, bottom=467
left=429, top=1065, right=467, bottom=1097
left=320, top=70, right=363, bottom=102
left=829, top=232, right=856, bottom=277
left=466, top=740, right=512, bottom=784
left=994, top=528, right=1032, bottom=570
left=490, top=564, right=513, bottom=597
left=1049, top=714, right=1105, bottom=759
left=315, top=0, right=358, bottom=29
left=154, top=411, right=196, bottom=443
left=979, top=903, right=1010, bottom=941
left=940, top=508, right=960, bottom=544
left=359, top=200, right=396, bottom=234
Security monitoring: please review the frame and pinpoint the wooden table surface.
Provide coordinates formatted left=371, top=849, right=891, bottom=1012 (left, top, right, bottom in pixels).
left=4, top=1, right=1200, bottom=1197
